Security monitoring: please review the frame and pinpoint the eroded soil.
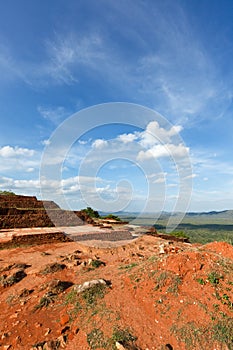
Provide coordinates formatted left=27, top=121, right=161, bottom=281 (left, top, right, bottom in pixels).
left=0, top=235, right=232, bottom=350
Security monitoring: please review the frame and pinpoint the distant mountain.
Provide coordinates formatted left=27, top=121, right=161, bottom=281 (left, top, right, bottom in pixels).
left=185, top=210, right=233, bottom=219
left=100, top=210, right=233, bottom=220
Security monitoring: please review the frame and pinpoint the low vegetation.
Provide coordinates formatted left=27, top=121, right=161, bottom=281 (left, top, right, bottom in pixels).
left=40, top=263, right=66, bottom=275
left=87, top=327, right=137, bottom=350
left=81, top=207, right=100, bottom=218
left=0, top=190, right=16, bottom=195
left=82, top=283, right=107, bottom=307
left=102, top=214, right=122, bottom=221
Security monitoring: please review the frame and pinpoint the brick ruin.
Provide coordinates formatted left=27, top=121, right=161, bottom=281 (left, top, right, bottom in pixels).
left=0, top=195, right=94, bottom=229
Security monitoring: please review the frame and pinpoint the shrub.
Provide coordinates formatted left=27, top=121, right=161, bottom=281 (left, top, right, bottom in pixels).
left=102, top=214, right=121, bottom=221
left=40, top=263, right=66, bottom=275
left=0, top=190, right=16, bottom=195
left=208, top=272, right=223, bottom=285
left=82, top=207, right=100, bottom=218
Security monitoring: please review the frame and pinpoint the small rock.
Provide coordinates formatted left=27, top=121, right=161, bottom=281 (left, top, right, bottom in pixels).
left=57, top=335, right=67, bottom=348
left=33, top=341, right=46, bottom=350
left=1, top=332, right=9, bottom=339
left=15, top=335, right=21, bottom=343
left=159, top=244, right=165, bottom=254
left=115, top=342, right=126, bottom=350
left=44, top=328, right=51, bottom=336
left=35, top=322, right=42, bottom=328
left=73, top=279, right=107, bottom=293
left=3, top=346, right=12, bottom=350
left=87, top=258, right=93, bottom=265
left=42, top=343, right=50, bottom=350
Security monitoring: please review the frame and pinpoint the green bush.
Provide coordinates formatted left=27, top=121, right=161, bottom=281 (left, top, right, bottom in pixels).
left=0, top=190, right=16, bottom=195
left=208, top=271, right=223, bottom=285
left=82, top=207, right=100, bottom=218
left=170, top=231, right=189, bottom=239
left=102, top=214, right=121, bottom=221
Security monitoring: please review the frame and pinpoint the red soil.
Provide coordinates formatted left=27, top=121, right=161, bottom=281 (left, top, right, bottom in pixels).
left=0, top=235, right=232, bottom=350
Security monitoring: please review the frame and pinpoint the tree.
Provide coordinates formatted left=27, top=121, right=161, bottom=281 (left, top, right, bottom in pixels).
left=82, top=207, right=100, bottom=218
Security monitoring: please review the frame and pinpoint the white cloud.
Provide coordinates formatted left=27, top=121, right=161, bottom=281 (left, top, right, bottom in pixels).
left=78, top=140, right=89, bottom=145
left=26, top=168, right=35, bottom=173
left=184, top=173, right=197, bottom=179
left=0, top=145, right=34, bottom=157
left=0, top=145, right=40, bottom=175
left=137, top=143, right=189, bottom=161
left=92, top=139, right=108, bottom=149
left=0, top=176, right=40, bottom=193
left=117, top=133, right=138, bottom=143
left=42, top=139, right=51, bottom=146
left=140, top=121, right=183, bottom=147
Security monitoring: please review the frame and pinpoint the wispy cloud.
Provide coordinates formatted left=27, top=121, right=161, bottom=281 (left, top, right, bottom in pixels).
left=43, top=33, right=105, bottom=85
left=38, top=105, right=70, bottom=124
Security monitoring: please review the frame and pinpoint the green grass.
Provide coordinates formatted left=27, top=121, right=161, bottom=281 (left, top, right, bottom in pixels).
left=171, top=315, right=233, bottom=349
left=89, top=259, right=106, bottom=269
left=207, top=271, right=223, bottom=285
left=64, top=289, right=83, bottom=319
left=87, top=327, right=137, bottom=350
left=118, top=263, right=138, bottom=271
left=87, top=329, right=107, bottom=349
left=169, top=230, right=190, bottom=239
left=111, top=326, right=137, bottom=344
left=153, top=271, right=182, bottom=295
left=212, top=317, right=233, bottom=349
left=82, top=283, right=107, bottom=307
left=34, top=292, right=56, bottom=310
left=154, top=271, right=169, bottom=291
left=196, top=278, right=206, bottom=285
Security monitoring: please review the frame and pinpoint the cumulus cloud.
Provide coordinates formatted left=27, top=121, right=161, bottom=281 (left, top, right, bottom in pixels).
left=137, top=143, right=189, bottom=161
left=92, top=139, right=108, bottom=149
left=139, top=121, right=183, bottom=147
left=0, top=145, right=34, bottom=157
left=0, top=145, right=40, bottom=175
left=117, top=133, right=138, bottom=143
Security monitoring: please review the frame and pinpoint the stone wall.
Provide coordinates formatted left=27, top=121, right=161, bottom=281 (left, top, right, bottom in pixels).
left=0, top=195, right=93, bottom=228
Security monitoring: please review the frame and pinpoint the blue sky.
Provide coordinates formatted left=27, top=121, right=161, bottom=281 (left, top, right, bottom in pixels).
left=0, top=0, right=233, bottom=213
